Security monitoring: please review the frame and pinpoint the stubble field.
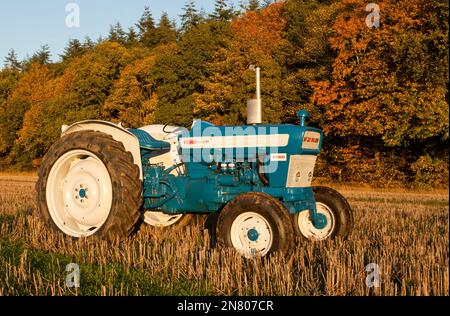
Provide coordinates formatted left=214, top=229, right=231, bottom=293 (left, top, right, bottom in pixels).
left=0, top=174, right=448, bottom=296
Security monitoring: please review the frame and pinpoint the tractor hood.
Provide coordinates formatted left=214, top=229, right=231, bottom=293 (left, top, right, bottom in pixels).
left=178, top=110, right=323, bottom=164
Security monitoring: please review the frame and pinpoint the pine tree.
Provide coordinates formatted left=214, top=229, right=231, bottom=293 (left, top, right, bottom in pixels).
left=96, top=35, right=105, bottom=44
left=155, top=12, right=177, bottom=45
left=28, top=45, right=51, bottom=66
left=247, top=0, right=260, bottom=11
left=136, top=6, right=155, bottom=34
left=126, top=27, right=139, bottom=46
left=60, top=39, right=84, bottom=61
left=4, top=49, right=21, bottom=70
left=136, top=6, right=158, bottom=47
left=83, top=36, right=95, bottom=50
left=210, top=0, right=234, bottom=21
left=108, top=22, right=127, bottom=45
left=180, top=1, right=202, bottom=32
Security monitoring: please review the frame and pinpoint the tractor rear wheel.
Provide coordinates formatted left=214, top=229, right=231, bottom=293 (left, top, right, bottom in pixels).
left=36, top=131, right=142, bottom=240
left=293, top=186, right=353, bottom=241
left=217, top=192, right=294, bottom=258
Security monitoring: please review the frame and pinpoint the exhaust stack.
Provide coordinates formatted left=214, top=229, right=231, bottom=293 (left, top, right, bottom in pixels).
left=247, top=66, right=262, bottom=125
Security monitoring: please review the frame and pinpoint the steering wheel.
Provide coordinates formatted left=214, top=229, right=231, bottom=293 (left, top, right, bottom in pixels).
left=163, top=123, right=172, bottom=134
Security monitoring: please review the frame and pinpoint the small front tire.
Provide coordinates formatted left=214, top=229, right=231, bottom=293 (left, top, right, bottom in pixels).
left=217, top=192, right=294, bottom=259
left=293, top=186, right=353, bottom=241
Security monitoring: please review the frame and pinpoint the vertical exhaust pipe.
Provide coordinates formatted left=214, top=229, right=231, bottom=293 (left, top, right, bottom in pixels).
left=247, top=65, right=262, bottom=125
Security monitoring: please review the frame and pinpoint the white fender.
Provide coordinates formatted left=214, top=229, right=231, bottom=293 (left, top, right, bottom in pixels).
left=61, top=120, right=143, bottom=180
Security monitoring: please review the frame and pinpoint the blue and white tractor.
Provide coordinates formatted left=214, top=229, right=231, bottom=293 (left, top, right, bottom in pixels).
left=36, top=68, right=353, bottom=258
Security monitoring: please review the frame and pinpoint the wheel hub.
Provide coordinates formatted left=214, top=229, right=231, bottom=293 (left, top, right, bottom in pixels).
left=247, top=228, right=259, bottom=241
left=230, top=212, right=273, bottom=258
left=78, top=187, right=87, bottom=199
left=312, top=212, right=327, bottom=230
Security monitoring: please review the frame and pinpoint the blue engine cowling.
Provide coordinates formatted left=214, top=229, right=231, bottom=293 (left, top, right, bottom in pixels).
left=132, top=110, right=323, bottom=215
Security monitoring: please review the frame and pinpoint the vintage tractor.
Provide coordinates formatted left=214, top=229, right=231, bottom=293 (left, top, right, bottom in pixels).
left=36, top=68, right=353, bottom=258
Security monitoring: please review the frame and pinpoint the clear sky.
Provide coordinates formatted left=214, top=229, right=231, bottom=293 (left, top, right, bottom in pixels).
left=0, top=0, right=241, bottom=63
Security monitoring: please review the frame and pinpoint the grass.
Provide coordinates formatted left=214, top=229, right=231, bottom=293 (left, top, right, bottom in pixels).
left=0, top=177, right=448, bottom=296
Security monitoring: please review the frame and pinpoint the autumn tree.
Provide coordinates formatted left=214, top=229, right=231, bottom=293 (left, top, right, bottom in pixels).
left=210, top=0, right=235, bottom=21
left=180, top=1, right=203, bottom=32
left=0, top=69, right=20, bottom=105
left=14, top=42, right=135, bottom=166
left=0, top=66, right=22, bottom=159
left=4, top=49, right=22, bottom=70
left=281, top=0, right=339, bottom=122
left=195, top=2, right=289, bottom=124
left=28, top=45, right=51, bottom=66
left=311, top=0, right=449, bottom=144
left=126, top=27, right=139, bottom=46
left=60, top=39, right=86, bottom=62
left=154, top=13, right=177, bottom=45
left=0, top=64, right=52, bottom=158
left=108, top=22, right=127, bottom=45
left=102, top=55, right=158, bottom=127
left=0, top=50, right=22, bottom=140
left=136, top=7, right=159, bottom=48
left=309, top=0, right=449, bottom=184
left=247, top=0, right=261, bottom=11
left=151, top=20, right=233, bottom=126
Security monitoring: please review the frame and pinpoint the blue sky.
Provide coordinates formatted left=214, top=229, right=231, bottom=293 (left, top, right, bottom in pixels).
left=0, top=0, right=242, bottom=63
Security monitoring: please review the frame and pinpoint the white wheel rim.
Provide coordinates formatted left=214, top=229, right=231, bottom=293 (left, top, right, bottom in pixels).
left=297, top=202, right=336, bottom=240
left=46, top=150, right=113, bottom=237
left=143, top=211, right=184, bottom=227
left=230, top=212, right=273, bottom=258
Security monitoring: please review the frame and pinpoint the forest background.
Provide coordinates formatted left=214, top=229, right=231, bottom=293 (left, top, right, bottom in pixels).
left=0, top=0, right=448, bottom=188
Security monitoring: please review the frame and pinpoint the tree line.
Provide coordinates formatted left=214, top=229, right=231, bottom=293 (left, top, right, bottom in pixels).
left=0, top=0, right=448, bottom=187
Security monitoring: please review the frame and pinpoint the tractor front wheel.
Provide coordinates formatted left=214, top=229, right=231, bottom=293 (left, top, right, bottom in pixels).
left=217, top=192, right=294, bottom=258
left=36, top=131, right=143, bottom=240
left=293, top=186, right=353, bottom=241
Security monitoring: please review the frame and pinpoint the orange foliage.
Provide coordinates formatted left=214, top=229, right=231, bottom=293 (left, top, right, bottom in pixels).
left=310, top=0, right=448, bottom=146
left=102, top=54, right=157, bottom=127
left=231, top=2, right=287, bottom=56
left=195, top=3, right=288, bottom=124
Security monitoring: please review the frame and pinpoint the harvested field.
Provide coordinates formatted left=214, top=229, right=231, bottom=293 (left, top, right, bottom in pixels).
left=0, top=175, right=448, bottom=296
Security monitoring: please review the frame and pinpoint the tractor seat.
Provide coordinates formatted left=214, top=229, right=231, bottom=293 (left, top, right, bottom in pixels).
left=128, top=129, right=171, bottom=151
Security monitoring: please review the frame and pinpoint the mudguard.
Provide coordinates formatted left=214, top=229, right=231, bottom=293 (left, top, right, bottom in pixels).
left=61, top=120, right=143, bottom=180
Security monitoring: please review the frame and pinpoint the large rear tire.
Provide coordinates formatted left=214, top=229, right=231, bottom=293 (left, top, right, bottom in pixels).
left=217, top=192, right=294, bottom=259
left=36, top=131, right=142, bottom=240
